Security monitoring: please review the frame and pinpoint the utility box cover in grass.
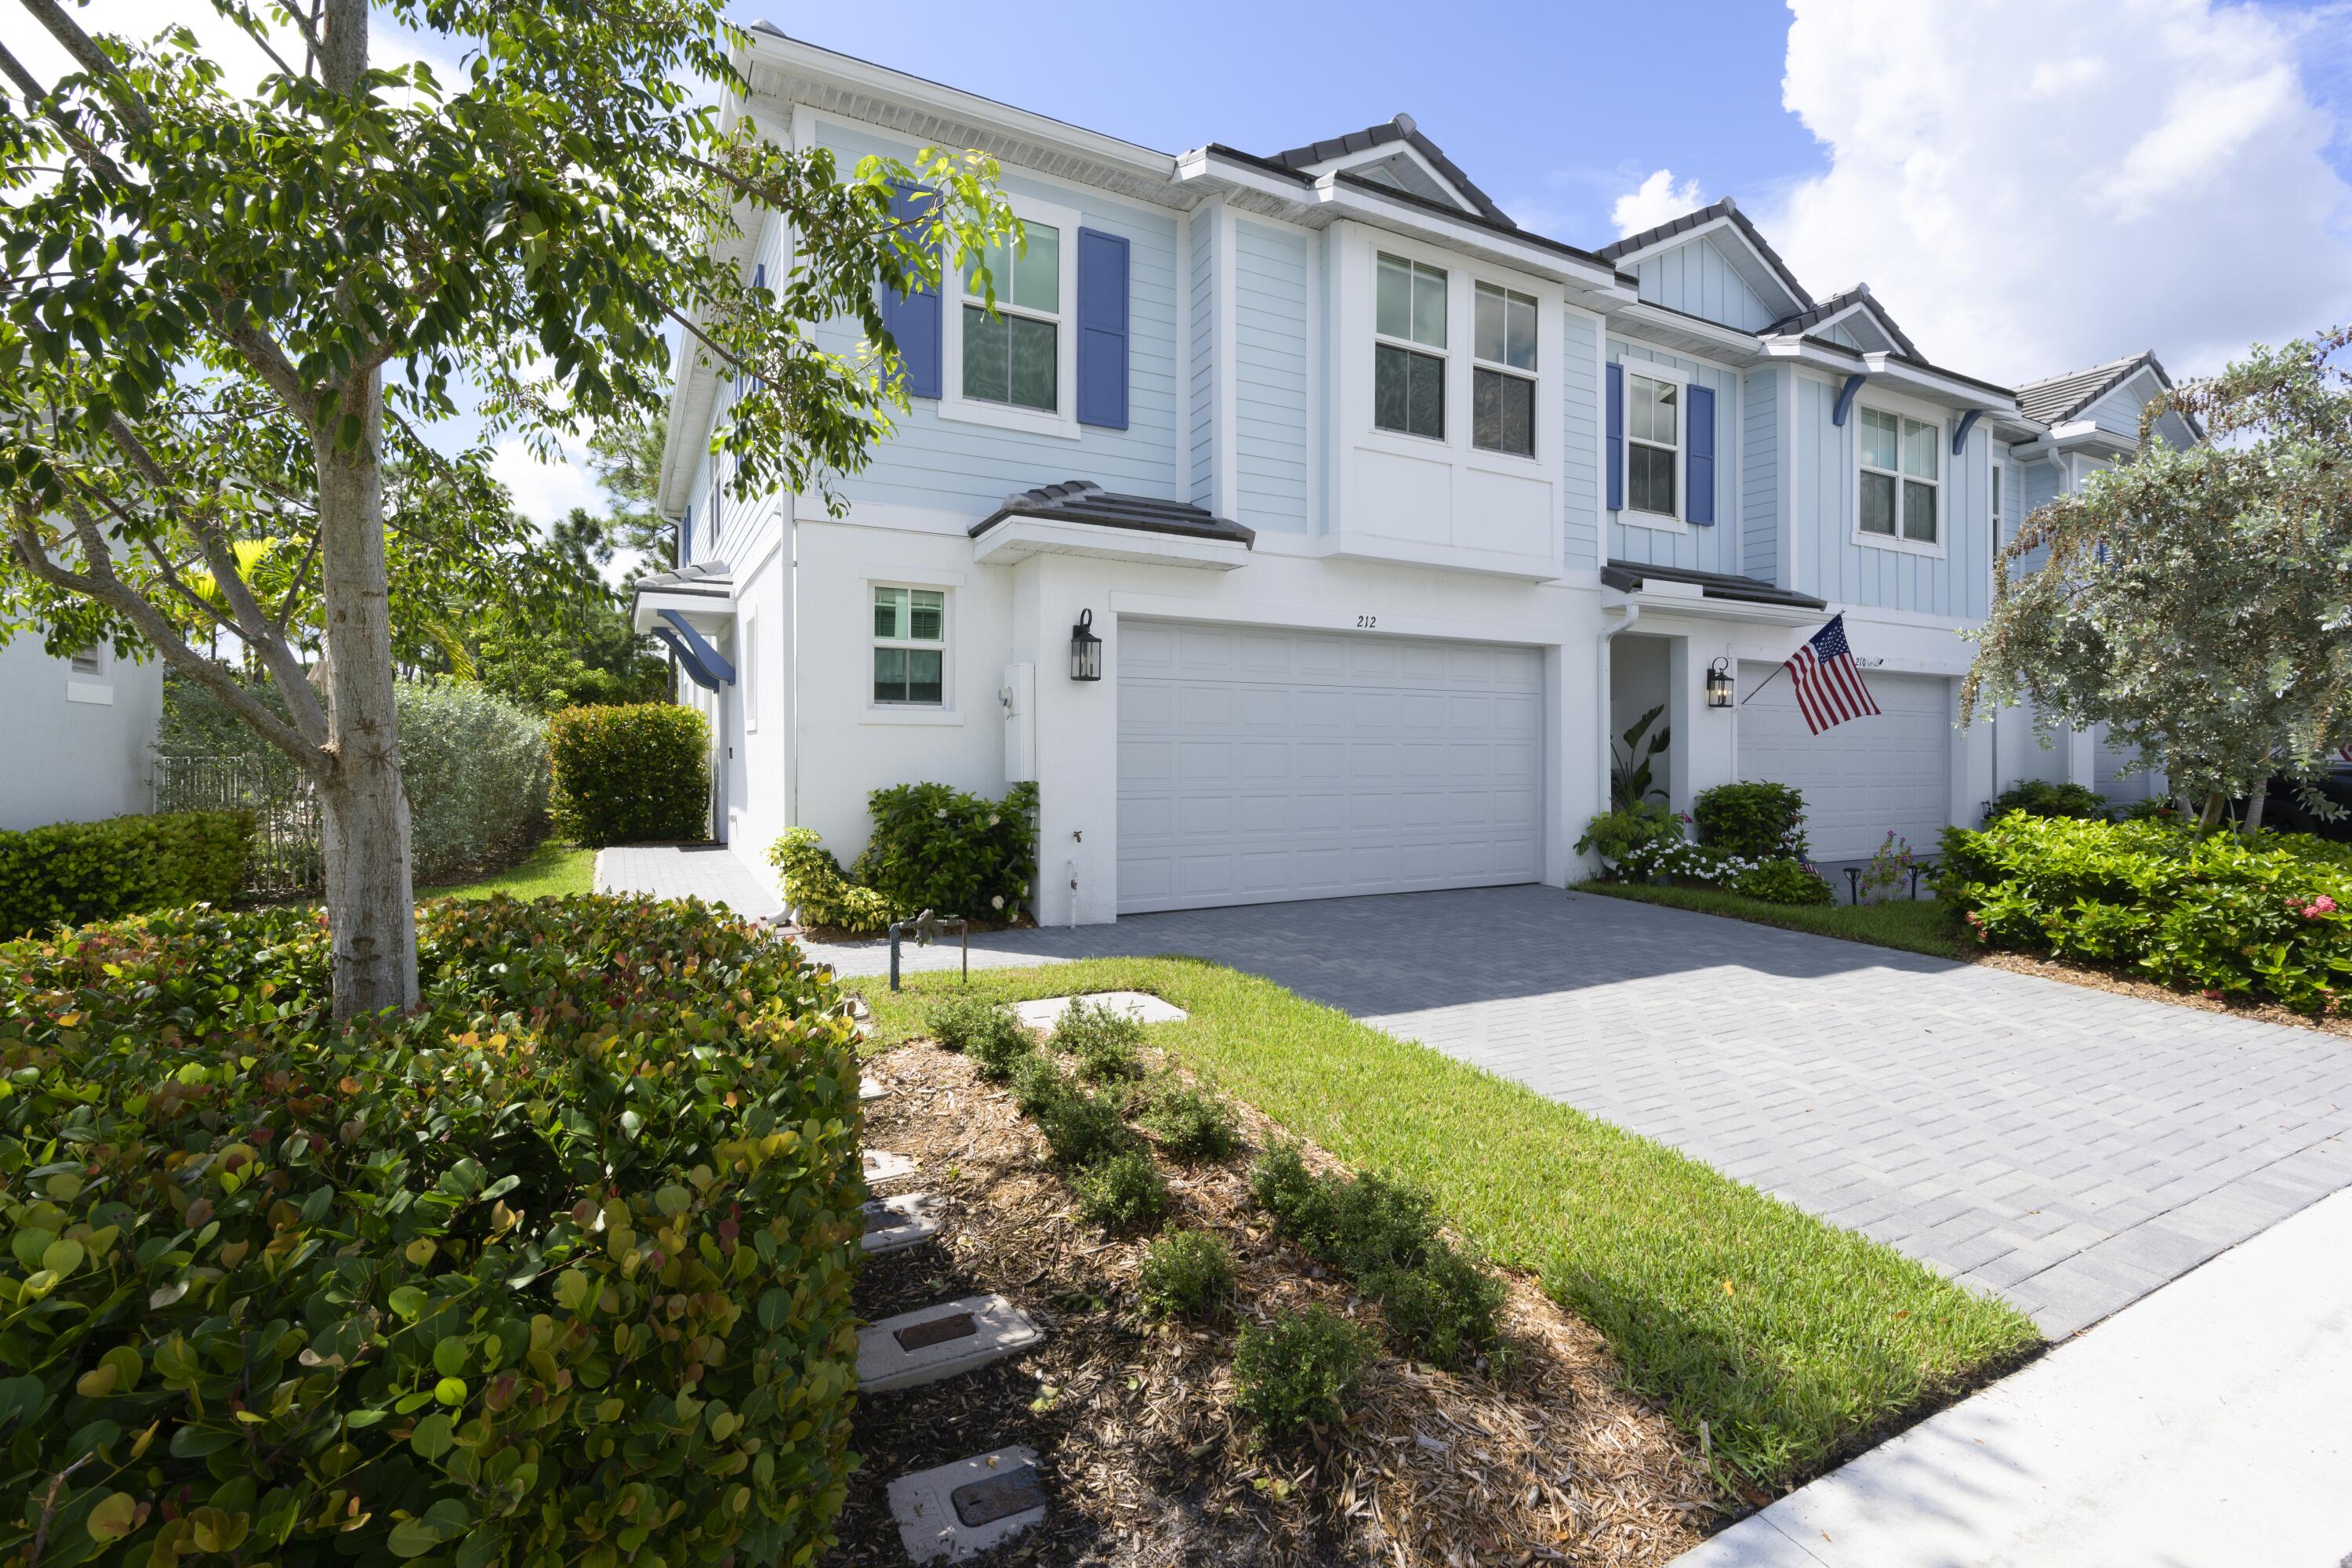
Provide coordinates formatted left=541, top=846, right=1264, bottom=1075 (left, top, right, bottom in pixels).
left=887, top=1446, right=1047, bottom=1563
left=1011, top=991, right=1188, bottom=1030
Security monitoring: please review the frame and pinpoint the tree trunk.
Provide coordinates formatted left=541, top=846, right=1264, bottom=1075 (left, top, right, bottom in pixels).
left=2198, top=791, right=2227, bottom=832
left=2244, top=775, right=2269, bottom=836
left=315, top=365, right=418, bottom=1018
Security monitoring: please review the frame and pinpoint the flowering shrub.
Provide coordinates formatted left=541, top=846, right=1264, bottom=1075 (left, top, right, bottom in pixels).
left=1857, top=831, right=1921, bottom=902
left=1574, top=801, right=1682, bottom=875
left=0, top=895, right=864, bottom=1568
left=1940, top=815, right=2352, bottom=1011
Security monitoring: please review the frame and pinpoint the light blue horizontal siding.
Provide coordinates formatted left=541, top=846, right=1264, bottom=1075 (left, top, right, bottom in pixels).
left=1562, top=310, right=1599, bottom=566
left=1231, top=220, right=1309, bottom=534
left=1740, top=366, right=1778, bottom=582
left=812, top=122, right=1181, bottom=514
left=1605, top=338, right=1740, bottom=574
left=1635, top=237, right=1773, bottom=332
left=1189, top=209, right=1216, bottom=509
left=1790, top=374, right=1990, bottom=619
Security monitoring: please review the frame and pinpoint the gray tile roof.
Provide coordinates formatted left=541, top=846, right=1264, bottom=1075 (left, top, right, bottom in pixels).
left=631, top=561, right=733, bottom=595
left=1269, top=113, right=1514, bottom=229
left=1764, top=283, right=1922, bottom=361
left=972, top=480, right=1255, bottom=547
left=1601, top=559, right=1826, bottom=612
left=1595, top=197, right=1815, bottom=312
left=2013, top=352, right=2165, bottom=426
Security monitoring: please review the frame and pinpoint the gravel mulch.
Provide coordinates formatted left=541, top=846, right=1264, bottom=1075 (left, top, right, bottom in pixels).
left=826, top=1040, right=1721, bottom=1568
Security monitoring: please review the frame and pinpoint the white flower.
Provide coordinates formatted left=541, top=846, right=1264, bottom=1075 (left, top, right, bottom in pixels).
left=935, top=808, right=948, bottom=818
left=991, top=895, right=1005, bottom=909
left=987, top=815, right=1000, bottom=827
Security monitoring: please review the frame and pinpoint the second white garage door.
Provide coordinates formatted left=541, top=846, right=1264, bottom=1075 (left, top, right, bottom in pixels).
left=1737, top=662, right=1953, bottom=862
left=1117, top=622, right=1544, bottom=914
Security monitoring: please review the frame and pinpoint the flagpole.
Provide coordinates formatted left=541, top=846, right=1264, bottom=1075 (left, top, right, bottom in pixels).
left=1739, top=659, right=1790, bottom=707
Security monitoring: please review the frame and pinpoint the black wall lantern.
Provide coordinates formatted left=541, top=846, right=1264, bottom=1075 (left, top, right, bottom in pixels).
left=1706, top=657, right=1734, bottom=709
left=1069, top=609, right=1102, bottom=682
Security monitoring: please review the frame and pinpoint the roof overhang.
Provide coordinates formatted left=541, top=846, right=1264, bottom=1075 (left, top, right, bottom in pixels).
left=630, top=568, right=735, bottom=636
left=1601, top=560, right=1827, bottom=620
left=1752, top=337, right=2020, bottom=416
left=1176, top=147, right=1632, bottom=305
left=971, top=515, right=1250, bottom=571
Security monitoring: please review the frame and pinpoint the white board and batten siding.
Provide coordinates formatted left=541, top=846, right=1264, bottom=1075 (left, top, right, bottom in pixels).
left=1116, top=622, right=1544, bottom=914
left=1738, top=663, right=1954, bottom=863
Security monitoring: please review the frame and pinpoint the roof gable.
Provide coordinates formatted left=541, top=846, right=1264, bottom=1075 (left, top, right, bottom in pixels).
left=2015, top=351, right=2204, bottom=444
left=1624, top=234, right=1777, bottom=332
left=1595, top=198, right=1812, bottom=319
left=1765, top=284, right=1921, bottom=360
left=1269, top=114, right=1511, bottom=228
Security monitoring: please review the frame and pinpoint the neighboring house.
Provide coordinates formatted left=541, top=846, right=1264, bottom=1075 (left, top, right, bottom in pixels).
left=0, top=635, right=164, bottom=832
left=637, top=27, right=2194, bottom=920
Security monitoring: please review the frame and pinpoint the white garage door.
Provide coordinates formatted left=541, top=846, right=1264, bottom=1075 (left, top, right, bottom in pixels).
left=1117, top=622, right=1544, bottom=914
left=1737, top=662, right=1953, bottom=862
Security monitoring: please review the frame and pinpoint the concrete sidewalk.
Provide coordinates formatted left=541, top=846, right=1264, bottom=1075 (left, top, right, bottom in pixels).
left=1673, top=1181, right=2352, bottom=1567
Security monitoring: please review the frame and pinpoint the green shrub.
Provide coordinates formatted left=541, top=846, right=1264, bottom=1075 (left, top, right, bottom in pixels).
left=1054, top=998, right=1145, bottom=1082
left=1134, top=1077, right=1240, bottom=1160
left=853, top=781, right=1039, bottom=921
left=397, top=679, right=550, bottom=880
left=927, top=995, right=1034, bottom=1080
left=1573, top=800, right=1682, bottom=875
left=1730, top=857, right=1835, bottom=906
left=0, top=809, right=251, bottom=938
left=1986, top=779, right=2111, bottom=822
left=1034, top=1081, right=1134, bottom=1168
left=1940, top=814, right=2352, bottom=1011
left=0, top=894, right=865, bottom=1568
left=1247, top=1148, right=1504, bottom=1370
left=546, top=702, right=710, bottom=847
left=1232, top=1307, right=1379, bottom=1439
left=1693, top=781, right=1810, bottom=860
left=771, top=827, right=895, bottom=933
left=1072, top=1148, right=1171, bottom=1234
left=1010, top=1052, right=1069, bottom=1119
left=1137, top=1230, right=1236, bottom=1321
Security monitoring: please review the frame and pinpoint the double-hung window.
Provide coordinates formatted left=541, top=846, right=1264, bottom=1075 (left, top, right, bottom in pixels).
left=1860, top=407, right=1939, bottom=544
left=962, top=226, right=1062, bottom=412
left=873, top=586, right=945, bottom=706
left=1624, top=371, right=1679, bottom=518
left=1472, top=282, right=1537, bottom=457
left=1374, top=253, right=1446, bottom=441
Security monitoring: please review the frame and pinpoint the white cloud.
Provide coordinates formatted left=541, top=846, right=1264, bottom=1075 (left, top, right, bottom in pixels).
left=1612, top=169, right=1709, bottom=236
left=488, top=437, right=602, bottom=527
left=1765, top=0, right=2352, bottom=383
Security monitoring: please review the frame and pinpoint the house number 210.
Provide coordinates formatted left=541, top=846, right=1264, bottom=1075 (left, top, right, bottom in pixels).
left=1356, top=614, right=1377, bottom=629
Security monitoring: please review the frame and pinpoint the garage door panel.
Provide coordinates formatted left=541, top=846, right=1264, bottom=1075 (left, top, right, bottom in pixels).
left=1120, top=621, right=1545, bottom=913
left=1737, top=662, right=1951, bottom=862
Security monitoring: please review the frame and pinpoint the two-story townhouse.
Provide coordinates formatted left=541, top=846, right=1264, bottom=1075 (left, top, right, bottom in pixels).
left=635, top=27, right=2194, bottom=921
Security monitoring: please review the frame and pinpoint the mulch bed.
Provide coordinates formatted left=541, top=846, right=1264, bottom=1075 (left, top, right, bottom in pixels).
left=826, top=1037, right=1720, bottom=1568
left=1960, top=946, right=2352, bottom=1040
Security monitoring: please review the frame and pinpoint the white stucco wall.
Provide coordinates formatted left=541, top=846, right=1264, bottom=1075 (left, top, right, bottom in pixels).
left=0, top=637, right=164, bottom=831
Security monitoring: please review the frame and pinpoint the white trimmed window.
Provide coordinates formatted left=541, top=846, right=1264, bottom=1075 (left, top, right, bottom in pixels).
left=872, top=586, right=945, bottom=706
left=1373, top=252, right=1446, bottom=441
left=961, top=224, right=1061, bottom=412
left=1472, top=281, right=1537, bottom=457
left=1860, top=406, right=1939, bottom=544
left=1624, top=371, right=1680, bottom=518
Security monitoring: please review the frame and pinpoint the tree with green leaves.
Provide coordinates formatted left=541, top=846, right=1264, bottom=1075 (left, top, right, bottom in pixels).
left=0, top=0, right=1015, bottom=1014
left=1962, top=327, right=2352, bottom=831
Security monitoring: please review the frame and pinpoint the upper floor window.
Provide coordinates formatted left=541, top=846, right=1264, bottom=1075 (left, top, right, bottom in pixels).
left=1860, top=406, right=1938, bottom=544
left=963, top=225, right=1062, bottom=412
left=1624, top=371, right=1679, bottom=517
left=1472, top=282, right=1537, bottom=458
left=1374, top=252, right=1446, bottom=441
left=873, top=586, right=946, bottom=706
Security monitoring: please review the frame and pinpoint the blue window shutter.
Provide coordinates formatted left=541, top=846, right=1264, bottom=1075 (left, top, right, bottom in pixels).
left=1686, top=383, right=1716, bottom=525
left=879, top=182, right=942, bottom=400
left=1605, top=361, right=1624, bottom=511
left=1075, top=227, right=1130, bottom=430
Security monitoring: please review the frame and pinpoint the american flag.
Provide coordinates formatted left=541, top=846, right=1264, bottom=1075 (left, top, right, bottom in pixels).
left=1785, top=614, right=1881, bottom=735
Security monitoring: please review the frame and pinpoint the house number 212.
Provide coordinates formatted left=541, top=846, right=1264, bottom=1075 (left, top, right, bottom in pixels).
left=1356, top=614, right=1377, bottom=629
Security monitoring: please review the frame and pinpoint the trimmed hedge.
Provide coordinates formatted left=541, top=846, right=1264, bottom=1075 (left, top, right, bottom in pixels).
left=547, top=702, right=710, bottom=847
left=769, top=781, right=1037, bottom=935
left=1941, top=813, right=2352, bottom=1011
left=397, top=681, right=550, bottom=881
left=0, top=895, right=864, bottom=1568
left=0, top=810, right=251, bottom=938
left=1692, top=781, right=1809, bottom=861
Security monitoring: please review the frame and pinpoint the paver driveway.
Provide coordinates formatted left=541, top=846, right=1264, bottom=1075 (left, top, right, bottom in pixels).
left=784, top=880, right=2352, bottom=1338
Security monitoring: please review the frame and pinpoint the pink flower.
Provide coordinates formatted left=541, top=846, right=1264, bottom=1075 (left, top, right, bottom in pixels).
left=2201, top=989, right=2226, bottom=1000
left=2311, top=895, right=2337, bottom=914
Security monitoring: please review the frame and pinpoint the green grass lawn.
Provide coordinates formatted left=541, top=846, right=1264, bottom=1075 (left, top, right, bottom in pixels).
left=1577, top=880, right=1969, bottom=960
left=419, top=842, right=597, bottom=902
left=858, top=957, right=2039, bottom=1493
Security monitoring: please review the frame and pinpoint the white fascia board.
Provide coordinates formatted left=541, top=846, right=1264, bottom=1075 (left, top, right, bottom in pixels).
left=1175, top=150, right=1632, bottom=305
left=969, top=516, right=1250, bottom=571
left=741, top=31, right=1178, bottom=194
left=2045, top=419, right=2139, bottom=458
left=632, top=586, right=736, bottom=635
left=1631, top=593, right=1825, bottom=628
left=1860, top=353, right=2020, bottom=415
left=1296, top=141, right=1475, bottom=217
left=1759, top=336, right=1862, bottom=376
left=1612, top=302, right=1769, bottom=365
